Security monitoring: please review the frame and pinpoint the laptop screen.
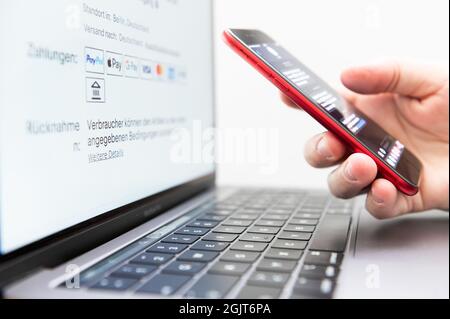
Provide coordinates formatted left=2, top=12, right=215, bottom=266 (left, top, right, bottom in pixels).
left=0, top=0, right=214, bottom=255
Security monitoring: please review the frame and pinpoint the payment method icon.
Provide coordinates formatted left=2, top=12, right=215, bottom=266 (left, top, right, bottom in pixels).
left=124, top=56, right=139, bottom=78
left=85, top=47, right=104, bottom=74
left=177, top=67, right=188, bottom=84
left=156, top=63, right=164, bottom=78
left=140, top=59, right=154, bottom=80
left=167, top=66, right=176, bottom=81
left=105, top=51, right=123, bottom=76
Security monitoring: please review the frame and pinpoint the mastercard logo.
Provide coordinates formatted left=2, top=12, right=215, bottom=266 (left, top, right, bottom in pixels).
left=156, top=64, right=164, bottom=76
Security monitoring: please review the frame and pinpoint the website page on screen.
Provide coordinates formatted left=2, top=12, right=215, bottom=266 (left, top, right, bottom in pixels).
left=0, top=0, right=214, bottom=254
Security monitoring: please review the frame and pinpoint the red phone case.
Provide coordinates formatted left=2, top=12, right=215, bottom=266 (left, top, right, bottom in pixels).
left=223, top=30, right=419, bottom=196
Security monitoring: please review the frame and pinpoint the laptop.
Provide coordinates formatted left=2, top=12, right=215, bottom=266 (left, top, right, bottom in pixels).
left=0, top=1, right=448, bottom=299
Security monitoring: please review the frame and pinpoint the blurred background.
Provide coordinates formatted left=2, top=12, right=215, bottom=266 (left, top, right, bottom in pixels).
left=213, top=0, right=449, bottom=189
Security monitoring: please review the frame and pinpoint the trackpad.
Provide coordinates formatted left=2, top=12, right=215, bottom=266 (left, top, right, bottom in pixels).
left=336, top=210, right=449, bottom=298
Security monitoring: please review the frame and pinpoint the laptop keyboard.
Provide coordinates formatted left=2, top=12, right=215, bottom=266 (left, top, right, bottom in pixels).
left=71, top=189, right=353, bottom=299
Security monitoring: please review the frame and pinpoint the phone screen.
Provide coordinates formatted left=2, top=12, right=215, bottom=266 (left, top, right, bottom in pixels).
left=229, top=29, right=422, bottom=187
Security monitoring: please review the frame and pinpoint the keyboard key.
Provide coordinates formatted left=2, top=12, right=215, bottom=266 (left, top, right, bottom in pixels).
left=297, top=208, right=323, bottom=214
left=222, top=219, right=253, bottom=227
left=231, top=241, right=268, bottom=252
left=188, top=220, right=218, bottom=228
left=257, top=258, right=297, bottom=272
left=309, top=215, right=351, bottom=252
left=137, top=274, right=190, bottom=296
left=295, top=213, right=321, bottom=219
left=235, top=209, right=262, bottom=215
left=191, top=241, right=229, bottom=252
left=147, top=243, right=187, bottom=254
left=327, top=210, right=351, bottom=215
left=243, top=205, right=266, bottom=210
left=293, top=277, right=335, bottom=299
left=208, top=209, right=234, bottom=216
left=284, top=224, right=315, bottom=233
left=255, top=220, right=285, bottom=227
left=203, top=233, right=238, bottom=242
left=209, top=261, right=250, bottom=276
left=275, top=205, right=297, bottom=211
left=327, top=208, right=352, bottom=215
left=233, top=214, right=259, bottom=220
left=329, top=200, right=353, bottom=210
left=111, top=264, right=156, bottom=279
left=247, top=226, right=280, bottom=235
left=290, top=218, right=319, bottom=226
left=248, top=271, right=289, bottom=287
left=213, top=226, right=246, bottom=234
left=240, top=233, right=274, bottom=243
left=198, top=214, right=227, bottom=222
left=237, top=286, right=282, bottom=299
left=221, top=251, right=260, bottom=263
left=175, top=227, right=209, bottom=236
left=303, top=203, right=327, bottom=209
left=265, top=208, right=293, bottom=214
left=215, top=204, right=239, bottom=210
left=185, top=274, right=239, bottom=298
left=304, top=251, right=343, bottom=266
left=262, top=214, right=290, bottom=221
left=164, top=261, right=205, bottom=275
left=327, top=201, right=353, bottom=215
left=303, top=199, right=328, bottom=207
left=300, top=264, right=338, bottom=279
left=265, top=248, right=303, bottom=260
left=162, top=234, right=199, bottom=244
left=130, top=252, right=174, bottom=266
left=272, top=239, right=307, bottom=250
left=178, top=250, right=218, bottom=263
left=91, top=277, right=138, bottom=291
left=277, top=231, right=312, bottom=241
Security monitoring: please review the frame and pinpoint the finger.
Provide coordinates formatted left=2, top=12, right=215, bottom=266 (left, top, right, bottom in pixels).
left=280, top=92, right=303, bottom=110
left=365, top=179, right=410, bottom=219
left=341, top=59, right=447, bottom=98
left=304, top=132, right=348, bottom=168
left=328, top=153, right=378, bottom=199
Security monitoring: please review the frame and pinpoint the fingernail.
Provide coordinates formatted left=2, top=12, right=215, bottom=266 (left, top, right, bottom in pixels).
left=344, top=162, right=358, bottom=182
left=372, top=193, right=385, bottom=205
left=317, top=137, right=333, bottom=159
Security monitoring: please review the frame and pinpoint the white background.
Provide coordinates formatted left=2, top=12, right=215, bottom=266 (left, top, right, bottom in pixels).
left=214, top=0, right=449, bottom=189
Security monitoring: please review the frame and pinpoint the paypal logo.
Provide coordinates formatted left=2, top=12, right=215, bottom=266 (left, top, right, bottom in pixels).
left=86, top=54, right=104, bottom=66
left=85, top=48, right=105, bottom=74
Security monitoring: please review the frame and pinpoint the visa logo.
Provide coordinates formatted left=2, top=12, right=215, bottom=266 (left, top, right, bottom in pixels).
left=142, top=65, right=152, bottom=74
left=140, top=60, right=154, bottom=80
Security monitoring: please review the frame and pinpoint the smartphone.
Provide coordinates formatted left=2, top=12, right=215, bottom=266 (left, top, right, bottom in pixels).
left=223, top=29, right=422, bottom=196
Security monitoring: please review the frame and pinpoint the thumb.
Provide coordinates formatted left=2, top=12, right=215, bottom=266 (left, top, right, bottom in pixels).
left=341, top=60, right=447, bottom=99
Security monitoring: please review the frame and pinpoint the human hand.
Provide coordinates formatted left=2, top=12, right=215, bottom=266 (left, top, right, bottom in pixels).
left=281, top=60, right=449, bottom=218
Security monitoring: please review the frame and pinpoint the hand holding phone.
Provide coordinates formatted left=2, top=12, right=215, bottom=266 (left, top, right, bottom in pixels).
left=224, top=28, right=450, bottom=218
